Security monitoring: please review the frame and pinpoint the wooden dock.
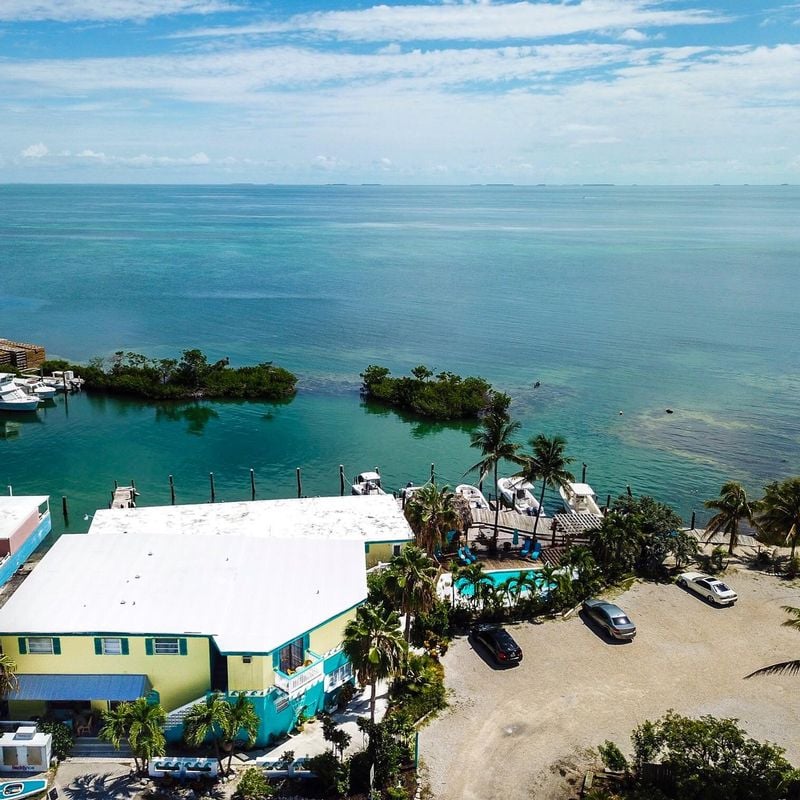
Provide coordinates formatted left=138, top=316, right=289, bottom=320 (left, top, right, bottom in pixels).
left=111, top=486, right=138, bottom=509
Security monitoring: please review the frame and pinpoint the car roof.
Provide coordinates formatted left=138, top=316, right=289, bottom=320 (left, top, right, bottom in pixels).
left=585, top=599, right=626, bottom=615
left=680, top=571, right=710, bottom=581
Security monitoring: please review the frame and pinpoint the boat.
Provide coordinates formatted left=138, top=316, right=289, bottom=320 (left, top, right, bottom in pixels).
left=399, top=483, right=423, bottom=505
left=0, top=780, right=48, bottom=799
left=351, top=471, right=386, bottom=496
left=497, top=477, right=545, bottom=517
left=559, top=482, right=604, bottom=517
left=455, top=484, right=490, bottom=510
left=0, top=375, right=40, bottom=412
left=14, top=376, right=57, bottom=400
left=42, top=370, right=85, bottom=392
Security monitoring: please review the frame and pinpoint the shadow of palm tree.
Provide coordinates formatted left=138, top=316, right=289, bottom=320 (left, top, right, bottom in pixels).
left=64, top=772, right=140, bottom=800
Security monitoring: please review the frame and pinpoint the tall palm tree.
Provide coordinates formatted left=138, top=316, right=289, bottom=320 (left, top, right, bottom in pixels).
left=343, top=603, right=407, bottom=724
left=517, top=434, right=575, bottom=540
left=746, top=606, right=800, bottom=678
left=0, top=654, right=18, bottom=701
left=704, top=481, right=755, bottom=555
left=590, top=512, right=641, bottom=582
left=404, top=484, right=459, bottom=557
left=222, top=693, right=260, bottom=773
left=467, top=414, right=523, bottom=552
left=455, top=561, right=490, bottom=610
left=184, top=692, right=231, bottom=773
left=125, top=697, right=166, bottom=775
left=383, top=545, right=439, bottom=642
left=755, top=478, right=800, bottom=559
left=99, top=703, right=140, bottom=773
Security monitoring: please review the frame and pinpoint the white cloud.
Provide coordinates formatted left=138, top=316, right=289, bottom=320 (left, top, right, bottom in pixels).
left=0, top=0, right=239, bottom=23
left=618, top=28, right=648, bottom=42
left=175, top=1, right=728, bottom=42
left=75, top=148, right=211, bottom=166
left=21, top=142, right=49, bottom=158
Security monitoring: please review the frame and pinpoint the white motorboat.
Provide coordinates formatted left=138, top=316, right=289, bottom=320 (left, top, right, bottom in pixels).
left=455, top=484, right=490, bottom=510
left=351, top=471, right=386, bottom=496
left=497, top=477, right=545, bottom=517
left=400, top=483, right=423, bottom=504
left=559, top=482, right=604, bottom=517
left=14, top=376, right=57, bottom=400
left=42, top=370, right=85, bottom=392
left=0, top=375, right=40, bottom=412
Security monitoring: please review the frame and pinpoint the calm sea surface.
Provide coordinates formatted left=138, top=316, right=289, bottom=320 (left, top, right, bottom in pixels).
left=1, top=185, right=798, bottom=537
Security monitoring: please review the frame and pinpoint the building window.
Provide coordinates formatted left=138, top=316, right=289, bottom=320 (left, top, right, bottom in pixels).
left=279, top=637, right=305, bottom=673
left=23, top=637, right=60, bottom=655
left=392, top=544, right=402, bottom=557
left=145, top=637, right=187, bottom=655
left=329, top=662, right=353, bottom=687
left=242, top=656, right=252, bottom=664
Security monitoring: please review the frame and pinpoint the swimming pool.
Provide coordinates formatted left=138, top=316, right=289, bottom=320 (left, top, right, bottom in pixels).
left=455, top=568, right=551, bottom=598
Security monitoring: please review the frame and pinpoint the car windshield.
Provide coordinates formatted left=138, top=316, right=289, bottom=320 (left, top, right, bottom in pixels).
left=612, top=616, right=631, bottom=626
left=714, top=583, right=730, bottom=592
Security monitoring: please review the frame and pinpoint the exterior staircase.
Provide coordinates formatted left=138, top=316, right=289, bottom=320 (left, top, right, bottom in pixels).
left=69, top=736, right=133, bottom=759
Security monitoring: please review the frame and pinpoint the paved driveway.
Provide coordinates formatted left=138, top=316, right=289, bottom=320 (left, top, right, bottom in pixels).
left=420, top=568, right=800, bottom=800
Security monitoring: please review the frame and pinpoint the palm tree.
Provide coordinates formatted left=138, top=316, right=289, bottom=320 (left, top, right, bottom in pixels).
left=343, top=603, right=407, bottom=724
left=746, top=606, right=800, bottom=678
left=99, top=703, right=141, bottom=773
left=467, top=414, right=523, bottom=552
left=755, top=478, right=800, bottom=559
left=0, top=654, right=18, bottom=701
left=704, top=481, right=755, bottom=555
left=517, top=434, right=575, bottom=540
left=590, top=512, right=641, bottom=582
left=125, top=697, right=166, bottom=775
left=404, top=484, right=459, bottom=557
left=222, top=693, right=260, bottom=773
left=184, top=692, right=231, bottom=773
left=456, top=561, right=491, bottom=610
left=383, top=545, right=439, bottom=642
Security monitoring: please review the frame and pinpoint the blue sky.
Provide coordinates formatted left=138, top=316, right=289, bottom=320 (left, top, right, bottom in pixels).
left=1, top=0, right=798, bottom=183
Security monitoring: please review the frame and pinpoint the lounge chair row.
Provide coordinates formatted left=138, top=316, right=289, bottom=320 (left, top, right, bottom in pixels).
left=519, top=537, right=542, bottom=560
left=458, top=545, right=478, bottom=565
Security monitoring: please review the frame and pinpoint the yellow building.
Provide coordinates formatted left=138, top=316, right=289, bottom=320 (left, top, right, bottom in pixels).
left=0, top=498, right=395, bottom=746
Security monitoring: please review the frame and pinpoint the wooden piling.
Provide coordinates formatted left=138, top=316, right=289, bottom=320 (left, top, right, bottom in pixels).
left=690, top=511, right=696, bottom=530
left=430, top=463, right=435, bottom=484
left=626, top=485, right=633, bottom=497
left=250, top=468, right=256, bottom=501
left=296, top=467, right=302, bottom=498
left=169, top=474, right=175, bottom=505
left=339, top=465, right=345, bottom=497
left=209, top=472, right=216, bottom=503
left=582, top=463, right=587, bottom=483
left=114, top=479, right=119, bottom=490
left=606, top=494, right=611, bottom=513
left=61, top=495, right=69, bottom=522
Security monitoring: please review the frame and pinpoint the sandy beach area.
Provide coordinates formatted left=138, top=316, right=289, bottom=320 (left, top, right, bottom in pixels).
left=420, top=566, right=800, bottom=800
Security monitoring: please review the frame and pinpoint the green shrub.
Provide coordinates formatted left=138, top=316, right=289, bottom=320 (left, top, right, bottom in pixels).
left=386, top=786, right=409, bottom=800
left=235, top=767, right=273, bottom=799
left=307, top=750, right=347, bottom=797
left=390, top=654, right=446, bottom=723
left=411, top=598, right=451, bottom=651
left=37, top=720, right=75, bottom=761
left=598, top=740, right=628, bottom=772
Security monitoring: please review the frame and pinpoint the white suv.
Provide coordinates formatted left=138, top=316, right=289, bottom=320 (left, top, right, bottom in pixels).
left=677, top=572, right=738, bottom=606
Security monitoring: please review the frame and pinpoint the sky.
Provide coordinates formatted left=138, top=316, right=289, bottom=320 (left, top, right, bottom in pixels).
left=1, top=0, right=799, bottom=184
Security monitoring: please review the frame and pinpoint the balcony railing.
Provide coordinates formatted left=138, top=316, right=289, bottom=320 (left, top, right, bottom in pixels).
left=274, top=651, right=324, bottom=698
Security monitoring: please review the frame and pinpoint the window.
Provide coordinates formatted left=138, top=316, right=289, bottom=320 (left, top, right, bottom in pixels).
left=145, top=637, right=187, bottom=655
left=154, top=638, right=180, bottom=655
left=392, top=544, right=402, bottom=557
left=329, top=662, right=353, bottom=687
left=20, top=637, right=60, bottom=655
left=95, top=637, right=128, bottom=655
left=279, top=637, right=305, bottom=673
left=242, top=656, right=252, bottom=664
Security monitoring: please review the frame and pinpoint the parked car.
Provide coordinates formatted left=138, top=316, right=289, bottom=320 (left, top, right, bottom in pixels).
left=582, top=599, right=637, bottom=640
left=470, top=623, right=523, bottom=665
left=677, top=571, right=737, bottom=605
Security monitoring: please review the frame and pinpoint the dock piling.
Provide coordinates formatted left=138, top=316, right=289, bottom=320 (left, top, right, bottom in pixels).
left=582, top=463, right=587, bottom=483
left=339, top=465, right=345, bottom=497
left=209, top=472, right=216, bottom=503
left=250, top=468, right=256, bottom=501
left=430, top=463, right=435, bottom=484
left=296, top=467, right=303, bottom=498
left=690, top=511, right=696, bottom=530
left=169, top=474, right=175, bottom=505
left=61, top=495, right=69, bottom=522
left=626, top=484, right=633, bottom=497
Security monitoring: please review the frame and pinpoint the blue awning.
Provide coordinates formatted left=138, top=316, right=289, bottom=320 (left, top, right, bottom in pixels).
left=11, top=674, right=151, bottom=702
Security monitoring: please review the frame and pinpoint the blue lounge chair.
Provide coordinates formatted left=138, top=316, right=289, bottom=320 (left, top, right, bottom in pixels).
left=445, top=529, right=457, bottom=544
left=529, top=540, right=542, bottom=561
left=519, top=537, right=532, bottom=558
left=457, top=546, right=471, bottom=565
left=464, top=545, right=478, bottom=563
left=434, top=544, right=443, bottom=561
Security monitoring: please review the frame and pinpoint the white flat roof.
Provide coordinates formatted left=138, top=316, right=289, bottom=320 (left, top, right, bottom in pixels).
left=0, top=531, right=366, bottom=654
left=0, top=496, right=48, bottom=540
left=568, top=483, right=596, bottom=496
left=88, top=494, right=413, bottom=544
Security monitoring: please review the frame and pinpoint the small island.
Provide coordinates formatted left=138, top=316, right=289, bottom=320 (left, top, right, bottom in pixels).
left=42, top=349, right=297, bottom=401
left=360, top=364, right=508, bottom=420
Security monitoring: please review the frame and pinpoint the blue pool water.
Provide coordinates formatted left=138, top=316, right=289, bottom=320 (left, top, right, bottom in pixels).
left=456, top=568, right=549, bottom=597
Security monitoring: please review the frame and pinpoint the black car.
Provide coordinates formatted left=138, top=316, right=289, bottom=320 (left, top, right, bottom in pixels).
left=470, top=623, right=523, bottom=665
left=582, top=598, right=637, bottom=640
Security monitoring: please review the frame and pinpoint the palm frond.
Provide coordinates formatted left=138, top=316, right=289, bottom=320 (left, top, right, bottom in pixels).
left=745, top=660, right=800, bottom=678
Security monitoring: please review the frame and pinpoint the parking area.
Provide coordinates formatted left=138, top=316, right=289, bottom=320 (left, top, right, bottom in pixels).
left=420, top=568, right=800, bottom=800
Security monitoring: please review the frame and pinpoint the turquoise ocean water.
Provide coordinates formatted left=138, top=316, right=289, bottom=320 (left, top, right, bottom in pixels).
left=1, top=184, right=798, bottom=537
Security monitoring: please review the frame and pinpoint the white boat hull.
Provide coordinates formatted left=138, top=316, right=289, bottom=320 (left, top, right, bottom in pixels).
left=559, top=482, right=604, bottom=517
left=455, top=484, right=490, bottom=510
left=497, top=477, right=545, bottom=517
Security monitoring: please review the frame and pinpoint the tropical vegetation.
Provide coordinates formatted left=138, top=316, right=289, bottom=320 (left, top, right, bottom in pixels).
left=360, top=363, right=508, bottom=420
left=403, top=484, right=460, bottom=558
left=383, top=545, right=440, bottom=641
left=0, top=653, right=17, bottom=700
left=704, top=481, right=755, bottom=554
left=594, top=711, right=798, bottom=800
left=41, top=349, right=297, bottom=400
left=755, top=477, right=800, bottom=559
left=98, top=696, right=166, bottom=774
left=746, top=605, right=800, bottom=678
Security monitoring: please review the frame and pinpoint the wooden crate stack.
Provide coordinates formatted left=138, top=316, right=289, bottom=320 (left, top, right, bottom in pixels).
left=0, top=339, right=46, bottom=369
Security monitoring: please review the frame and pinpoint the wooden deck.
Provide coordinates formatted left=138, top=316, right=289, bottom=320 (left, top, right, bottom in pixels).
left=111, top=486, right=138, bottom=509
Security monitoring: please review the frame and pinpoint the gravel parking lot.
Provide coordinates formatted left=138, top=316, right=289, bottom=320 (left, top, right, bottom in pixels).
left=419, top=568, right=800, bottom=800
